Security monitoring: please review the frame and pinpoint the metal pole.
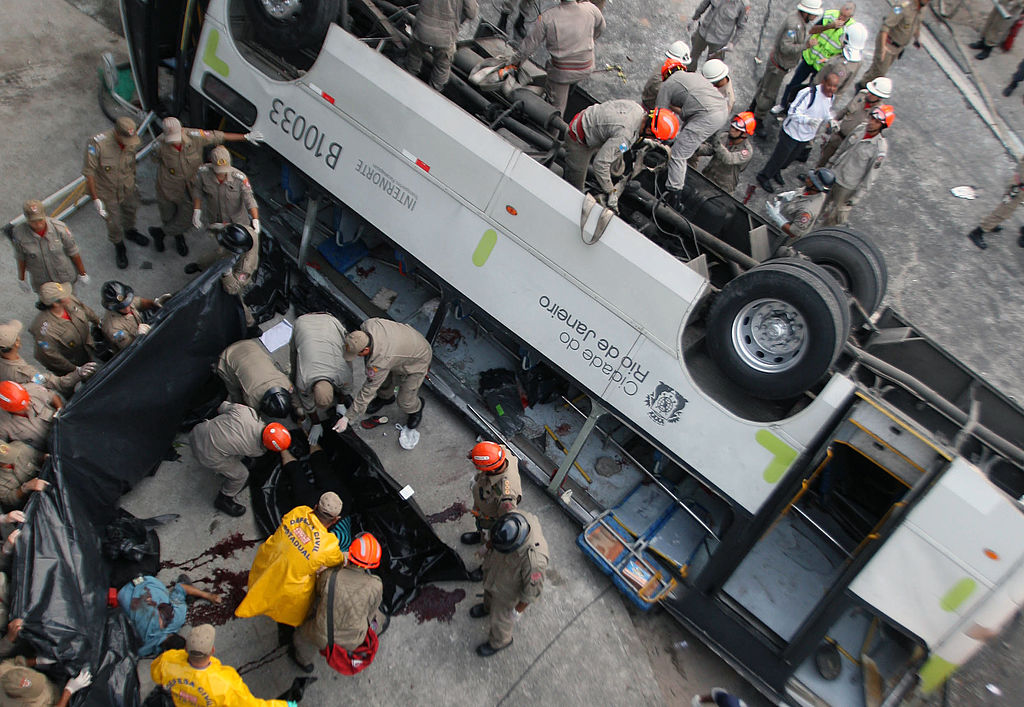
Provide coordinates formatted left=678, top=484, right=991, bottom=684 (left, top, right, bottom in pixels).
left=297, top=197, right=320, bottom=267
left=546, top=399, right=606, bottom=494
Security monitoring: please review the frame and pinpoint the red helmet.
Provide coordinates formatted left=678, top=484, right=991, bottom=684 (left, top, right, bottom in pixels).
left=0, top=382, right=29, bottom=414
left=730, top=111, right=757, bottom=136
left=650, top=108, right=681, bottom=142
left=261, top=423, right=291, bottom=451
left=660, top=58, right=685, bottom=80
left=348, top=533, right=382, bottom=569
left=870, top=104, right=895, bottom=128
left=468, top=441, right=506, bottom=473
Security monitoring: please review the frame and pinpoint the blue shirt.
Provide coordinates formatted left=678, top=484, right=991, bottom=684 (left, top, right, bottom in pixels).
left=117, top=576, right=187, bottom=657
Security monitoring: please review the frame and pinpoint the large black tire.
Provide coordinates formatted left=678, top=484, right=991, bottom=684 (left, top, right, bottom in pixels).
left=794, top=227, right=888, bottom=315
left=706, top=259, right=849, bottom=400
left=242, top=0, right=340, bottom=53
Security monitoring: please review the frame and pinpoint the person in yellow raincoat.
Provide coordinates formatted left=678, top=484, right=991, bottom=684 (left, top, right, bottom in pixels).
left=235, top=491, right=346, bottom=627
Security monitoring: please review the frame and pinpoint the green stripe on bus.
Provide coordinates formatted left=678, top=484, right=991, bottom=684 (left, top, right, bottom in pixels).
left=940, top=578, right=977, bottom=612
left=918, top=654, right=958, bottom=693
left=204, top=29, right=230, bottom=78
left=472, top=230, right=497, bottom=267
left=755, top=429, right=798, bottom=484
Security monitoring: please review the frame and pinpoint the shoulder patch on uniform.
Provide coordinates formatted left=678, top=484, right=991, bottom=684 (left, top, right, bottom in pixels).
left=618, top=141, right=629, bottom=152
left=786, top=29, right=796, bottom=38
left=741, top=149, right=750, bottom=156
left=366, top=366, right=379, bottom=380
left=39, top=322, right=49, bottom=334
left=187, top=130, right=202, bottom=137
left=38, top=341, right=49, bottom=350
left=893, top=5, right=902, bottom=13
left=529, top=571, right=542, bottom=583
left=796, top=211, right=812, bottom=225
left=31, top=373, right=45, bottom=386
left=93, top=133, right=108, bottom=142
left=87, top=144, right=98, bottom=156
left=113, top=330, right=127, bottom=340
left=234, top=171, right=246, bottom=181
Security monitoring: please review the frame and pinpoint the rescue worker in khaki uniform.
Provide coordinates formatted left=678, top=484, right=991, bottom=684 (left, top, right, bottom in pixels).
left=508, top=0, right=606, bottom=116
left=236, top=493, right=346, bottom=629
left=186, top=224, right=261, bottom=328
left=692, top=112, right=756, bottom=193
left=191, top=146, right=259, bottom=237
left=778, top=3, right=856, bottom=111
left=333, top=318, right=432, bottom=432
left=858, top=0, right=928, bottom=86
left=0, top=441, right=47, bottom=510
left=406, top=0, right=478, bottom=91
left=29, top=282, right=99, bottom=376
left=152, top=117, right=259, bottom=256
left=216, top=339, right=297, bottom=420
left=190, top=404, right=291, bottom=517
left=290, top=534, right=386, bottom=673
left=469, top=511, right=549, bottom=656
left=656, top=60, right=731, bottom=195
left=815, top=21, right=866, bottom=98
left=0, top=660, right=91, bottom=707
left=816, top=77, right=891, bottom=167
left=968, top=157, right=1024, bottom=249
left=766, top=168, right=835, bottom=240
left=970, top=0, right=1024, bottom=59
left=0, top=381, right=62, bottom=451
left=462, top=443, right=523, bottom=581
left=750, top=0, right=823, bottom=134
left=290, top=313, right=355, bottom=442
left=640, top=41, right=691, bottom=110
left=151, top=625, right=293, bottom=707
left=563, top=101, right=680, bottom=206
left=11, top=200, right=88, bottom=294
left=0, top=320, right=96, bottom=397
left=821, top=105, right=893, bottom=225
left=688, top=0, right=750, bottom=68
left=83, top=116, right=149, bottom=270
left=100, top=281, right=162, bottom=351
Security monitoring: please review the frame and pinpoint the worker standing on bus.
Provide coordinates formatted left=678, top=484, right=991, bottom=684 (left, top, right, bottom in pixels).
left=333, top=319, right=432, bottom=433
left=765, top=168, right=834, bottom=240
left=469, top=511, right=548, bottom=657
left=191, top=146, right=259, bottom=239
left=405, top=0, right=478, bottom=91
left=506, top=0, right=606, bottom=116
left=83, top=116, right=150, bottom=270
left=151, top=117, right=259, bottom=257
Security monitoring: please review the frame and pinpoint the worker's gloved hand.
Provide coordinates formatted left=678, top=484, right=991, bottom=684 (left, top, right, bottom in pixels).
left=828, top=119, right=840, bottom=134
left=137, top=323, right=151, bottom=336
left=65, top=669, right=92, bottom=695
left=245, top=130, right=264, bottom=145
left=192, top=209, right=203, bottom=230
left=155, top=293, right=172, bottom=307
left=93, top=199, right=107, bottom=219
left=17, top=280, right=31, bottom=294
left=332, top=416, right=349, bottom=433
left=2, top=510, right=25, bottom=525
left=34, top=656, right=55, bottom=666
left=77, top=362, right=98, bottom=379
left=765, top=201, right=787, bottom=227
left=251, top=219, right=261, bottom=236
left=78, top=273, right=91, bottom=285
left=308, top=423, right=323, bottom=446
left=606, top=191, right=619, bottom=212
left=776, top=190, right=798, bottom=202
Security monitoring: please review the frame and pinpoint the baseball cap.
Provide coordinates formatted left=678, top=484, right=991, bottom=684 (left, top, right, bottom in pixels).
left=114, top=116, right=140, bottom=147
left=163, top=117, right=183, bottom=143
left=343, top=331, right=369, bottom=360
left=187, top=624, right=216, bottom=657
left=312, top=380, right=334, bottom=408
left=22, top=200, right=45, bottom=222
left=210, top=145, right=232, bottom=174
left=317, top=491, right=343, bottom=517
left=0, top=321, right=23, bottom=350
left=0, top=667, right=47, bottom=705
left=38, top=282, right=70, bottom=306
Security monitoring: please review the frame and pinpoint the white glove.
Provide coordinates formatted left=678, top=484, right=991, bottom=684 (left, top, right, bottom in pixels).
left=765, top=201, right=787, bottom=227
left=606, top=191, right=619, bottom=211
left=154, top=293, right=172, bottom=307
left=65, top=669, right=92, bottom=695
left=137, top=323, right=151, bottom=335
left=192, top=209, right=203, bottom=230
left=3, top=510, right=25, bottom=524
left=308, top=423, right=323, bottom=445
left=828, top=119, right=840, bottom=133
left=245, top=131, right=264, bottom=145
left=332, top=416, right=349, bottom=433
left=76, top=362, right=98, bottom=378
left=78, top=273, right=90, bottom=285
left=93, top=199, right=107, bottom=219
left=777, top=190, right=798, bottom=202
left=34, top=656, right=56, bottom=667
left=722, top=42, right=734, bottom=54
left=251, top=219, right=260, bottom=236
left=17, top=280, right=30, bottom=294
left=508, top=606, right=522, bottom=622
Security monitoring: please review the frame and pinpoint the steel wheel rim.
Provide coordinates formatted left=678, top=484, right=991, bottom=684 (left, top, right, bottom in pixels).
left=731, top=298, right=808, bottom=373
left=260, top=0, right=302, bottom=20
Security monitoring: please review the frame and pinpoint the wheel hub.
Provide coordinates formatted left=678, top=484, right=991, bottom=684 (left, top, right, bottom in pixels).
left=731, top=299, right=807, bottom=373
left=260, top=0, right=302, bottom=20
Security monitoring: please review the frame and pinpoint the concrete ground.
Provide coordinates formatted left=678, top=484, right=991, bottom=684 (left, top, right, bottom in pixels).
left=2, top=0, right=1024, bottom=705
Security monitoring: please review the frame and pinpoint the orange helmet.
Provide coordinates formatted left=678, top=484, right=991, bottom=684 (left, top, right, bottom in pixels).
left=468, top=441, right=506, bottom=473
left=0, top=382, right=29, bottom=414
left=730, top=111, right=756, bottom=136
left=650, top=108, right=681, bottom=141
left=261, top=423, right=291, bottom=451
left=348, top=533, right=382, bottom=569
left=870, top=104, right=895, bottom=128
left=660, top=58, right=684, bottom=80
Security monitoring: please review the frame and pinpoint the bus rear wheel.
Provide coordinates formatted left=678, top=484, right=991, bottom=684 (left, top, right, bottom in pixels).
left=242, top=0, right=340, bottom=53
left=794, top=227, right=888, bottom=317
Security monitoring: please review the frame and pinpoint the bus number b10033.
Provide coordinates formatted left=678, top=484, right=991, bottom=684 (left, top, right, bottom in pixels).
left=268, top=98, right=342, bottom=170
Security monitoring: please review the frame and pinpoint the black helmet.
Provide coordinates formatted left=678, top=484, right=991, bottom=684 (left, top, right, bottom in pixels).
left=101, top=281, right=134, bottom=311
left=491, top=512, right=530, bottom=553
left=260, top=386, right=291, bottom=418
left=808, top=168, right=835, bottom=193
left=217, top=224, right=254, bottom=254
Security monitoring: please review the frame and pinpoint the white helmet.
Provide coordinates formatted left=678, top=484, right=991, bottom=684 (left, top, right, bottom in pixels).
left=796, top=0, right=824, bottom=16
left=666, top=40, right=692, bottom=65
left=843, top=22, right=868, bottom=61
left=865, top=76, right=892, bottom=98
left=700, top=59, right=729, bottom=83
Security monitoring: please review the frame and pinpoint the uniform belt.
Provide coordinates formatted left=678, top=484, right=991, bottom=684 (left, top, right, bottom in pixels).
left=568, top=113, right=587, bottom=144
left=886, top=37, right=903, bottom=49
left=551, top=57, right=594, bottom=71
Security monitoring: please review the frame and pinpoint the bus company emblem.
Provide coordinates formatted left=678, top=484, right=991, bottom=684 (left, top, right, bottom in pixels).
left=645, top=382, right=687, bottom=425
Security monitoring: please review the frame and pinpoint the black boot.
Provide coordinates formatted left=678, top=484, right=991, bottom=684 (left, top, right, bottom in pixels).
left=467, top=567, right=484, bottom=582
left=476, top=639, right=512, bottom=657
left=184, top=262, right=201, bottom=274
left=976, top=46, right=993, bottom=60
left=365, top=395, right=396, bottom=415
left=288, top=646, right=314, bottom=674
left=469, top=603, right=490, bottom=618
left=406, top=397, right=425, bottom=429
left=125, top=228, right=150, bottom=246
left=1005, top=82, right=1019, bottom=97
left=175, top=234, right=189, bottom=256
left=513, top=13, right=526, bottom=38
left=773, top=173, right=785, bottom=186
left=149, top=227, right=166, bottom=252
left=460, top=531, right=482, bottom=545
left=498, top=11, right=510, bottom=31
left=214, top=493, right=246, bottom=517
left=114, top=242, right=128, bottom=269
left=967, top=227, right=988, bottom=250
left=757, top=174, right=775, bottom=193
left=968, top=39, right=986, bottom=50
left=1018, top=226, right=1024, bottom=248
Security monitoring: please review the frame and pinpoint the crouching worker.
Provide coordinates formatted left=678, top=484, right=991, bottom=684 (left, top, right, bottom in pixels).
left=216, top=339, right=297, bottom=420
